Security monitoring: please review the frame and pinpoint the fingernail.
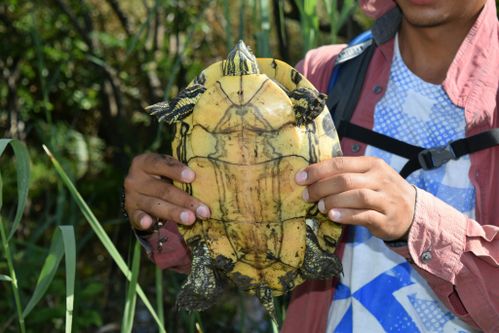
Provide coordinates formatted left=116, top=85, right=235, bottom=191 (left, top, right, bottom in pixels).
left=140, top=215, right=153, bottom=229
left=180, top=211, right=194, bottom=224
left=181, top=168, right=195, bottom=182
left=196, top=205, right=211, bottom=219
left=318, top=199, right=326, bottom=213
left=295, top=170, right=308, bottom=184
left=302, top=188, right=309, bottom=201
left=328, top=209, right=341, bottom=221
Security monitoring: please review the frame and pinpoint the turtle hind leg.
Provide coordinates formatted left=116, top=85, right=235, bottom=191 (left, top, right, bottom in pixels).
left=176, top=238, right=224, bottom=312
left=289, top=87, right=327, bottom=126
left=299, top=225, right=342, bottom=280
left=146, top=84, right=207, bottom=125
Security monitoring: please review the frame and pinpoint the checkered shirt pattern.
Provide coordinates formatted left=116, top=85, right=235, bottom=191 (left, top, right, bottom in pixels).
left=326, top=35, right=477, bottom=333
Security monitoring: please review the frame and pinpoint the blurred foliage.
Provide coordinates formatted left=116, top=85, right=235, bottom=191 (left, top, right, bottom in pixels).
left=0, top=0, right=371, bottom=332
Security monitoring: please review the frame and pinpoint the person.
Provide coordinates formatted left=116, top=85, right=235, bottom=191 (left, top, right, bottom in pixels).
left=123, top=0, right=499, bottom=331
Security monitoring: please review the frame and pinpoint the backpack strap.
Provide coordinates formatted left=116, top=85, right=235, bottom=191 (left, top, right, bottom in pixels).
left=327, top=32, right=376, bottom=128
left=399, top=128, right=499, bottom=178
left=341, top=122, right=499, bottom=178
left=326, top=33, right=499, bottom=179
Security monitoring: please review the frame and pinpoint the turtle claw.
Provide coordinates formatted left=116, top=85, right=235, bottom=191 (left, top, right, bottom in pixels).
left=289, top=87, right=327, bottom=126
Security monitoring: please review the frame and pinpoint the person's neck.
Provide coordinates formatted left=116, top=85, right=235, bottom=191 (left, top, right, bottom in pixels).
left=398, top=13, right=480, bottom=84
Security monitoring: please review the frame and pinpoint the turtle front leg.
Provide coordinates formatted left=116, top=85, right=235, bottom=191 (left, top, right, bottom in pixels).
left=176, top=238, right=224, bottom=311
left=299, top=225, right=342, bottom=280
left=146, top=84, right=207, bottom=125
left=289, top=87, right=327, bottom=126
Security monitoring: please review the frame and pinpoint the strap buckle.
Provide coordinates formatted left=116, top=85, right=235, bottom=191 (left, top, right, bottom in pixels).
left=417, top=144, right=456, bottom=170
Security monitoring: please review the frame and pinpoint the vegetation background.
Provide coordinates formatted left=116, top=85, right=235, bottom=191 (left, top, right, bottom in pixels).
left=1, top=0, right=379, bottom=332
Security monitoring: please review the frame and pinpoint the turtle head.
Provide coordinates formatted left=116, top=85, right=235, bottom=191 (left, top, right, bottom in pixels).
left=223, top=40, right=260, bottom=76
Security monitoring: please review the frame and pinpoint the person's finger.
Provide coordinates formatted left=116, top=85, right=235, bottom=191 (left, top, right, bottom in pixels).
left=130, top=209, right=155, bottom=230
left=326, top=207, right=384, bottom=228
left=295, top=156, right=380, bottom=185
left=136, top=178, right=210, bottom=219
left=134, top=193, right=197, bottom=226
left=317, top=189, right=384, bottom=213
left=131, top=153, right=195, bottom=183
left=304, top=173, right=378, bottom=202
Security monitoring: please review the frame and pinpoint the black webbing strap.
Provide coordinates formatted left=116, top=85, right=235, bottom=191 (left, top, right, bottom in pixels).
left=337, top=122, right=422, bottom=159
left=340, top=122, right=499, bottom=178
left=400, top=128, right=499, bottom=178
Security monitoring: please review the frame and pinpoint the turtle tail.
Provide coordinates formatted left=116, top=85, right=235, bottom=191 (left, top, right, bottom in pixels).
left=255, top=284, right=281, bottom=328
left=146, top=84, right=207, bottom=125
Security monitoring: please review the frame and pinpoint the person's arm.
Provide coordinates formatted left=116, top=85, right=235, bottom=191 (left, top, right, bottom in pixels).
left=297, top=156, right=499, bottom=331
left=123, top=153, right=211, bottom=273
left=388, top=188, right=499, bottom=331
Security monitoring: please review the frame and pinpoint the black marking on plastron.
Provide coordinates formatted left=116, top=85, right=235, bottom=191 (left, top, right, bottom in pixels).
left=307, top=122, right=319, bottom=164
left=266, top=251, right=278, bottom=261
left=322, top=113, right=339, bottom=140
left=177, top=122, right=189, bottom=164
left=188, top=154, right=309, bottom=167
left=291, top=69, right=302, bottom=85
left=177, top=122, right=192, bottom=195
left=274, top=159, right=285, bottom=259
left=215, top=78, right=270, bottom=108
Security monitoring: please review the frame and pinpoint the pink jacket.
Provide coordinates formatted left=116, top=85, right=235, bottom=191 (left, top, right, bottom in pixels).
left=283, top=1, right=499, bottom=332
left=144, top=1, right=499, bottom=332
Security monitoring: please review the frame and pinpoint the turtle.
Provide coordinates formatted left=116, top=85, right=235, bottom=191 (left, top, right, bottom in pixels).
left=146, top=40, right=343, bottom=321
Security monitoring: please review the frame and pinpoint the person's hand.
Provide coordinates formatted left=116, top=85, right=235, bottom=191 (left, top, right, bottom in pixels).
left=295, top=156, right=416, bottom=241
left=123, top=153, right=211, bottom=231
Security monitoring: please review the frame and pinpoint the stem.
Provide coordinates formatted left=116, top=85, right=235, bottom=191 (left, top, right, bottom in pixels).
left=0, top=216, right=26, bottom=333
left=155, top=267, right=165, bottom=326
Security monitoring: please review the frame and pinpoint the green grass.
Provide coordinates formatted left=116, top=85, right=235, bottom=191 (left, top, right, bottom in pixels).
left=0, top=1, right=370, bottom=330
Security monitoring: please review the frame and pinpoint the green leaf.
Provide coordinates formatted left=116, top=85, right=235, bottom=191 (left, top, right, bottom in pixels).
left=22, top=225, right=75, bottom=332
left=0, top=139, right=31, bottom=240
left=155, top=267, right=165, bottom=326
left=0, top=274, right=13, bottom=282
left=0, top=145, right=26, bottom=332
left=43, top=145, right=166, bottom=333
left=122, top=240, right=141, bottom=333
left=22, top=227, right=64, bottom=317
left=59, top=225, right=76, bottom=333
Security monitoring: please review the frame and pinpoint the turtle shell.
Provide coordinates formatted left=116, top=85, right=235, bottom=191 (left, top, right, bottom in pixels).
left=156, top=44, right=343, bottom=316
